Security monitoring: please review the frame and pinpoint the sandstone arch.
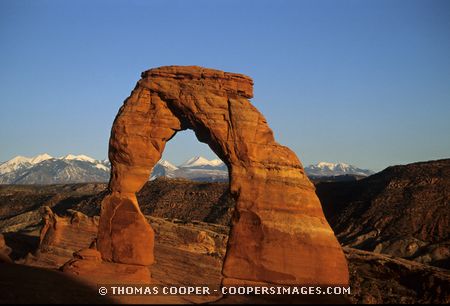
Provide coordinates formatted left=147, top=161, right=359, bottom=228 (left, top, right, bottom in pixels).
left=97, top=66, right=349, bottom=285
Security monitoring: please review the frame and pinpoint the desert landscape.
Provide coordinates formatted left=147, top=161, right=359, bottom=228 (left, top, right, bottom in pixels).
left=1, top=158, right=449, bottom=303
left=1, top=1, right=449, bottom=304
left=0, top=65, right=449, bottom=304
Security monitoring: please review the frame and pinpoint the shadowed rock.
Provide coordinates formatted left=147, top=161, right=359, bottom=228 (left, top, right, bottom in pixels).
left=0, top=262, right=116, bottom=304
left=0, top=233, right=13, bottom=263
left=318, top=159, right=450, bottom=269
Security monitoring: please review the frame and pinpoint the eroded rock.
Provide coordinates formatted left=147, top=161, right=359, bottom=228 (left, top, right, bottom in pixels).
left=61, top=248, right=151, bottom=285
left=98, top=65, right=349, bottom=285
left=39, top=207, right=98, bottom=256
left=0, top=233, right=13, bottom=263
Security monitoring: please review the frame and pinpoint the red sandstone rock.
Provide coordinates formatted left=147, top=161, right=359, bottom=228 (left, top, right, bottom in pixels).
left=97, top=193, right=154, bottom=266
left=0, top=233, right=13, bottom=263
left=73, top=248, right=102, bottom=261
left=98, top=65, right=349, bottom=285
left=39, top=207, right=98, bottom=255
left=62, top=249, right=151, bottom=285
left=34, top=208, right=152, bottom=284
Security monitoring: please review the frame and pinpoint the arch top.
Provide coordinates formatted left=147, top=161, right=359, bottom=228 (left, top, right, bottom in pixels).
left=140, top=65, right=254, bottom=99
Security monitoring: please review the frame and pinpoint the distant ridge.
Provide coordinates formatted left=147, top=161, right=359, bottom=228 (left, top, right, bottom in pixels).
left=304, top=162, right=374, bottom=177
left=0, top=154, right=375, bottom=184
left=0, top=154, right=228, bottom=184
left=0, top=154, right=110, bottom=184
left=317, top=158, right=450, bottom=269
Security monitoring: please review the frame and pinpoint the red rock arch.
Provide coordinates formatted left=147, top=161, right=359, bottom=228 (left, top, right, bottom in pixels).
left=97, top=66, right=349, bottom=285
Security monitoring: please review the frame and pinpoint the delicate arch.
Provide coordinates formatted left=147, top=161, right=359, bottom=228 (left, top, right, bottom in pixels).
left=97, top=66, right=349, bottom=285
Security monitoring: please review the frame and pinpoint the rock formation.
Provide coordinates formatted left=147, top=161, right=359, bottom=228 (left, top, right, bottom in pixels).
left=96, top=65, right=348, bottom=285
left=0, top=233, right=13, bottom=263
left=27, top=207, right=100, bottom=268
left=61, top=248, right=151, bottom=284
left=39, top=207, right=99, bottom=254
left=2, top=204, right=449, bottom=303
left=28, top=208, right=152, bottom=284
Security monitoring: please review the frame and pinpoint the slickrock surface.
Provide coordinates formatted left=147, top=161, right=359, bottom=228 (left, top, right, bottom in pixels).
left=30, top=207, right=99, bottom=268
left=98, top=65, right=348, bottom=285
left=15, top=209, right=226, bottom=304
left=61, top=249, right=152, bottom=285
left=2, top=207, right=448, bottom=304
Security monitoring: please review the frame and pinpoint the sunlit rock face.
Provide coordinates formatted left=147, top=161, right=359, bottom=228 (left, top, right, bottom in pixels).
left=97, top=65, right=349, bottom=285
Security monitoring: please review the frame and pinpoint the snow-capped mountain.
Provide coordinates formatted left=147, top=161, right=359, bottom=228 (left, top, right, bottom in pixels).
left=304, top=162, right=374, bottom=177
left=0, top=153, right=53, bottom=175
left=151, top=156, right=228, bottom=182
left=0, top=154, right=229, bottom=184
left=0, top=154, right=374, bottom=184
left=150, top=160, right=179, bottom=180
left=63, top=154, right=97, bottom=163
left=0, top=154, right=111, bottom=184
left=179, top=156, right=226, bottom=170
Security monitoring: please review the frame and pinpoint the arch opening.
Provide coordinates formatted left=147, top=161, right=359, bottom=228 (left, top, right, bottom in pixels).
left=144, top=129, right=233, bottom=222
left=160, top=129, right=229, bottom=176
left=95, top=66, right=349, bottom=286
left=138, top=129, right=234, bottom=288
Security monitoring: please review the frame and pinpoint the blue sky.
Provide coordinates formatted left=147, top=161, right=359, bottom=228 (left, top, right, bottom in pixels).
left=1, top=0, right=449, bottom=171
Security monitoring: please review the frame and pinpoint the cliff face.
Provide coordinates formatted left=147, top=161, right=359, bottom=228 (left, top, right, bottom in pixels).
left=317, top=159, right=450, bottom=269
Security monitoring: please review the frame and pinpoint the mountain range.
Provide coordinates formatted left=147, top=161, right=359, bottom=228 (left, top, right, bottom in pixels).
left=149, top=156, right=228, bottom=182
left=0, top=154, right=110, bottom=185
left=0, top=153, right=374, bottom=184
left=304, top=162, right=374, bottom=177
